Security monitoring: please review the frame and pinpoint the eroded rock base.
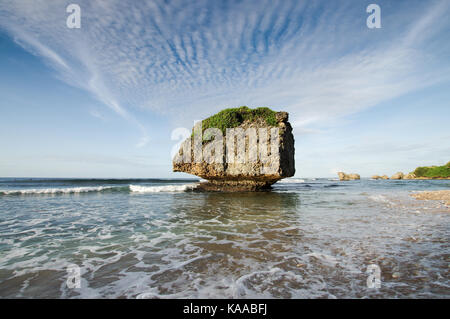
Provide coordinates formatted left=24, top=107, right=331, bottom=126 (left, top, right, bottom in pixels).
left=195, top=180, right=275, bottom=192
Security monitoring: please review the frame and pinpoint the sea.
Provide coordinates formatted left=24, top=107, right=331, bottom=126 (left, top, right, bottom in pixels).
left=0, top=177, right=448, bottom=298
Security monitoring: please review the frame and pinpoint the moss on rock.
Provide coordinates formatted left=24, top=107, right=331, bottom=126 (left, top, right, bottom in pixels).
left=198, top=106, right=278, bottom=135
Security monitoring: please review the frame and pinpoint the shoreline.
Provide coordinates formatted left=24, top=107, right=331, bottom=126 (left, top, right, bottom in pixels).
left=410, top=190, right=450, bottom=206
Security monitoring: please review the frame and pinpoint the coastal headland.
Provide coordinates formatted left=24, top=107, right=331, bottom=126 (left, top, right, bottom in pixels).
left=371, top=162, right=450, bottom=180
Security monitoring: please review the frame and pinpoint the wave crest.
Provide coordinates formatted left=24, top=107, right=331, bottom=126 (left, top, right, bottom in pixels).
left=0, top=186, right=116, bottom=195
left=1, top=183, right=198, bottom=195
left=129, top=184, right=197, bottom=193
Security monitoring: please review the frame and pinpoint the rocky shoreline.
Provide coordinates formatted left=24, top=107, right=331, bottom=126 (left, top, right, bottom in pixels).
left=371, top=172, right=450, bottom=180
left=337, top=171, right=450, bottom=181
left=411, top=190, right=450, bottom=206
left=346, top=162, right=450, bottom=181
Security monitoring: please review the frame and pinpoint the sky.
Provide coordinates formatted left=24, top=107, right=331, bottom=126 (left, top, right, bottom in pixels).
left=0, top=0, right=449, bottom=178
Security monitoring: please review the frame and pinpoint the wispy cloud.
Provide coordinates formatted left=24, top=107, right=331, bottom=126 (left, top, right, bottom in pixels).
left=89, top=109, right=106, bottom=122
left=1, top=0, right=449, bottom=138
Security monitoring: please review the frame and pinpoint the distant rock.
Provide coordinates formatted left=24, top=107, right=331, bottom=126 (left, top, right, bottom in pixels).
left=390, top=172, right=404, bottom=180
left=337, top=172, right=360, bottom=181
left=372, top=175, right=389, bottom=180
left=403, top=173, right=416, bottom=180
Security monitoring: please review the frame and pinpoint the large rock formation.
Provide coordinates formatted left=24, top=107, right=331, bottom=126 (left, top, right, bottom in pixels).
left=337, top=172, right=360, bottom=181
left=173, top=107, right=295, bottom=191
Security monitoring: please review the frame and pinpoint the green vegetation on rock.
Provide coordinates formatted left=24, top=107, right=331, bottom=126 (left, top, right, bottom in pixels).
left=198, top=106, right=278, bottom=135
left=413, top=161, right=450, bottom=178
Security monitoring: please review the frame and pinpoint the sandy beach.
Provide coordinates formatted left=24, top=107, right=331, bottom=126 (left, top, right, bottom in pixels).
left=411, top=190, right=450, bottom=206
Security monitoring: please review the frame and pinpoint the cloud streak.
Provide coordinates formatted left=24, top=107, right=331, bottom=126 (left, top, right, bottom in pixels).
left=0, top=0, right=449, bottom=138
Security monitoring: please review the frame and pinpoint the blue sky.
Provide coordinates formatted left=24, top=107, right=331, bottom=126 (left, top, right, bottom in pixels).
left=0, top=0, right=449, bottom=178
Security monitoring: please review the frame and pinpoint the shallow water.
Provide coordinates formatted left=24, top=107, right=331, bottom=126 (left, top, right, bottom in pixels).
left=0, top=178, right=449, bottom=298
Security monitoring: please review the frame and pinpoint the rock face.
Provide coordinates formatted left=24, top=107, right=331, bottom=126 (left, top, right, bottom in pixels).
left=173, top=108, right=295, bottom=191
left=337, top=172, right=360, bottom=181
left=372, top=174, right=390, bottom=180
left=390, top=172, right=404, bottom=180
left=403, top=173, right=416, bottom=180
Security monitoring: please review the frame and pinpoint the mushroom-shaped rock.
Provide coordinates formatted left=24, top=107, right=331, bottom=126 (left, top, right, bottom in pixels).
left=173, top=107, right=295, bottom=191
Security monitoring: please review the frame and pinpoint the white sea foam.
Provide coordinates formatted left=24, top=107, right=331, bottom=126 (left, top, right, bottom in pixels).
left=0, top=186, right=115, bottom=195
left=304, top=252, right=339, bottom=267
left=368, top=194, right=391, bottom=203
left=129, top=184, right=197, bottom=193
left=277, top=178, right=305, bottom=183
left=0, top=184, right=198, bottom=195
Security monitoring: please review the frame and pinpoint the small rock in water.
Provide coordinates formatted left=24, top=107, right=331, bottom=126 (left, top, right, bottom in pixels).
left=392, top=272, right=401, bottom=279
left=337, top=172, right=360, bottom=181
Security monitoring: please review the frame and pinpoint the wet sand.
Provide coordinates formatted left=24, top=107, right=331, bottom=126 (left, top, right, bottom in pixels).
left=411, top=190, right=450, bottom=206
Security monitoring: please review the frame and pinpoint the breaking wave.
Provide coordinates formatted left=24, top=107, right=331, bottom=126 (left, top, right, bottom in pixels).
left=129, top=184, right=197, bottom=193
left=0, top=184, right=198, bottom=196
left=0, top=186, right=118, bottom=195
